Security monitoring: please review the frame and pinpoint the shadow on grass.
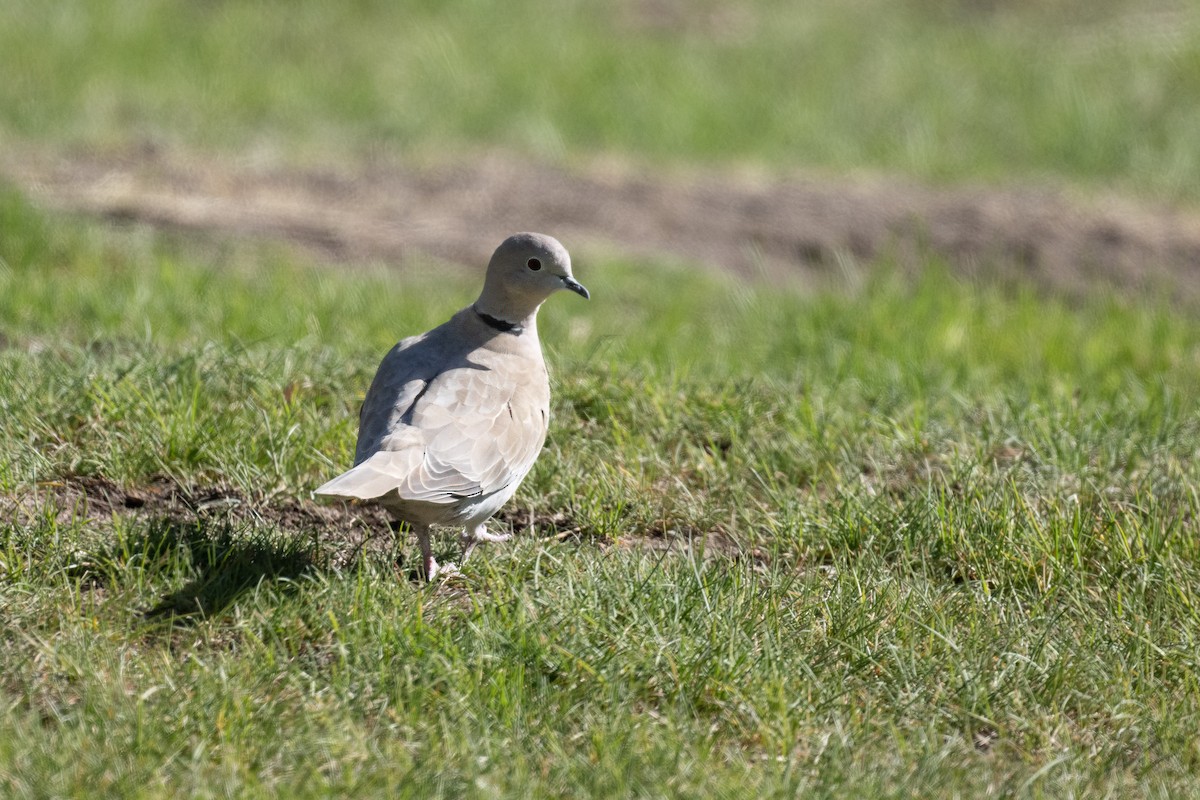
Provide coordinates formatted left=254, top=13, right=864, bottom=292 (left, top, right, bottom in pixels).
left=126, top=516, right=323, bottom=624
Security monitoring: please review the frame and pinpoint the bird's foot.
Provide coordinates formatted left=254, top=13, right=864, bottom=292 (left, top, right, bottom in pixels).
left=459, top=527, right=513, bottom=564
left=421, top=556, right=464, bottom=582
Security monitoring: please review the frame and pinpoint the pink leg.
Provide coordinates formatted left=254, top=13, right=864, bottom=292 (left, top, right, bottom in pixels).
left=460, top=523, right=513, bottom=563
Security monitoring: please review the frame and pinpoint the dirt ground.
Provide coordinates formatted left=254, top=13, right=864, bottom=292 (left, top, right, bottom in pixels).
left=0, top=473, right=736, bottom=595
left=5, top=147, right=1200, bottom=297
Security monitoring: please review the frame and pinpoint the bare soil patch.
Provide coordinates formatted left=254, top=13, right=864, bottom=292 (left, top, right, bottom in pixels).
left=2, top=474, right=612, bottom=558
left=2, top=474, right=751, bottom=583
left=5, top=147, right=1200, bottom=297
left=0, top=474, right=391, bottom=566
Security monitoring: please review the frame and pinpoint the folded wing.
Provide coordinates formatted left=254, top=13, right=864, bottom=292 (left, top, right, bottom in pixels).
left=315, top=342, right=548, bottom=504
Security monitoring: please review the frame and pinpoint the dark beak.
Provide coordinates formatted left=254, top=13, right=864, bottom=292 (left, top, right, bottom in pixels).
left=563, top=277, right=590, bottom=299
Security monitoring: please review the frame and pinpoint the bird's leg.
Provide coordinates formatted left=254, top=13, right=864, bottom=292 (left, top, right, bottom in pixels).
left=459, top=523, right=513, bottom=564
left=412, top=523, right=440, bottom=581
left=411, top=524, right=464, bottom=581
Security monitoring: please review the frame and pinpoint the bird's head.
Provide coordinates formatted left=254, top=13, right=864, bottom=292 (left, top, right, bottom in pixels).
left=476, top=233, right=589, bottom=324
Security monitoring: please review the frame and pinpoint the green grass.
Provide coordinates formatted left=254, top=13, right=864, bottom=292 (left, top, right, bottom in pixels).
left=3, top=0, right=1200, bottom=201
left=3, top=189, right=1200, bottom=797
left=4, top=2, right=1200, bottom=795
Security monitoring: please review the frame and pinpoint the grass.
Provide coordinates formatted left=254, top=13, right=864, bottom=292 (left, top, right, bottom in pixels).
left=3, top=1, right=1200, bottom=795
left=2, top=0, right=1200, bottom=201
left=2, top=189, right=1200, bottom=797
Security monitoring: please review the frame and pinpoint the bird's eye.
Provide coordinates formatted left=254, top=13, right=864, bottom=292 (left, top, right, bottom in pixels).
left=527, top=258, right=542, bottom=271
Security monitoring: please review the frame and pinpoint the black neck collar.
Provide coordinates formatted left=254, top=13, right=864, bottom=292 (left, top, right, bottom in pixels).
left=473, top=305, right=523, bottom=335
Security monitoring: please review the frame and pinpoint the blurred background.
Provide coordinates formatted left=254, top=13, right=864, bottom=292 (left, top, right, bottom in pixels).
left=3, top=0, right=1199, bottom=291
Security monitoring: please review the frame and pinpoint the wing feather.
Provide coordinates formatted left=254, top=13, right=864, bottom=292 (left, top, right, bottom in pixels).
left=315, top=314, right=550, bottom=506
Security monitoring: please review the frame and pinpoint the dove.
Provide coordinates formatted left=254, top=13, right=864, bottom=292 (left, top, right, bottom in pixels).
left=315, top=233, right=589, bottom=580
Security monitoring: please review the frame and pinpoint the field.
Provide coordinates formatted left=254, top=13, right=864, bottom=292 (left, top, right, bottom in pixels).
left=3, top=1, right=1200, bottom=797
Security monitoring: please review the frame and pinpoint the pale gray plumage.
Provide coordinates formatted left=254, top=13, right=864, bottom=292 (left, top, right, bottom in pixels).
left=315, top=233, right=588, bottom=579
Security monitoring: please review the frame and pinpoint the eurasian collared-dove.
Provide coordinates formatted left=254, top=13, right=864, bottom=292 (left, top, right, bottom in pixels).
left=315, top=233, right=589, bottom=579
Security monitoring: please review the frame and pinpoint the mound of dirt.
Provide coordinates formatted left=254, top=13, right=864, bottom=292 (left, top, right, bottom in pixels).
left=5, top=147, right=1200, bottom=296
